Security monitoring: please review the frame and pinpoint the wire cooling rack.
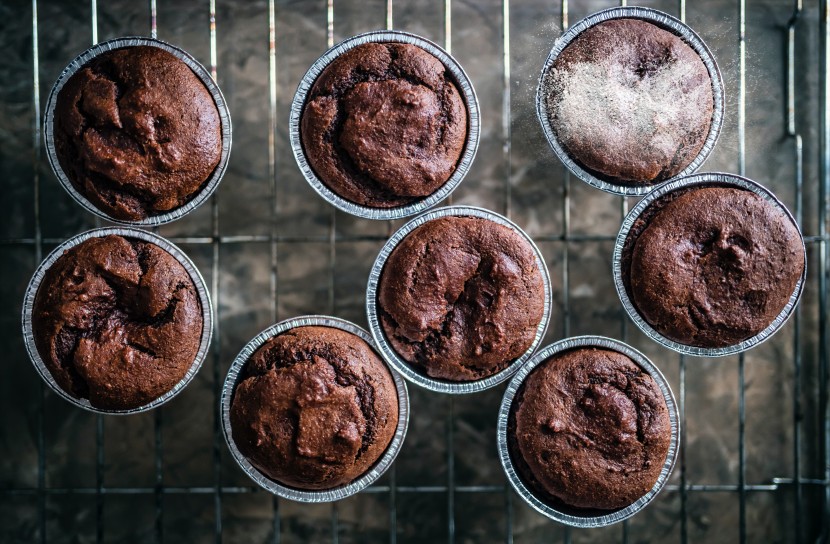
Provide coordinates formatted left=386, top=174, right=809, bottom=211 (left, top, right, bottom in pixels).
left=0, top=0, right=827, bottom=542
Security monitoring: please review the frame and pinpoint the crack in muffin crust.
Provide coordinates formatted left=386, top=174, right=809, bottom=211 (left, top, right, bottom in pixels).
left=300, top=42, right=468, bottom=208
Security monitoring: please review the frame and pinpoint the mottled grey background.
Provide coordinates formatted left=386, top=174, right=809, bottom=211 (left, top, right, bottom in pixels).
left=0, top=0, right=826, bottom=543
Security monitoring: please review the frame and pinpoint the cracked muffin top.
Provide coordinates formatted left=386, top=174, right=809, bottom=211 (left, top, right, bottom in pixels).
left=543, top=18, right=714, bottom=185
left=508, top=347, right=671, bottom=511
left=32, top=234, right=203, bottom=411
left=230, top=326, right=399, bottom=490
left=378, top=216, right=545, bottom=382
left=53, top=46, right=222, bottom=221
left=300, top=42, right=468, bottom=208
left=623, top=186, right=805, bottom=348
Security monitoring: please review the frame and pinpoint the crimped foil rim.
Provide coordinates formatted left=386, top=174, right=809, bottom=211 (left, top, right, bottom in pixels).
left=43, top=36, right=232, bottom=226
left=613, top=172, right=807, bottom=357
left=366, top=205, right=552, bottom=394
left=536, top=6, right=725, bottom=196
left=21, top=227, right=214, bottom=414
left=289, top=30, right=481, bottom=220
left=497, top=335, right=679, bottom=527
left=220, top=315, right=410, bottom=502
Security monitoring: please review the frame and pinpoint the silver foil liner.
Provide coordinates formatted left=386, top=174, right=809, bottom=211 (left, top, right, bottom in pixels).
left=613, top=172, right=807, bottom=357
left=366, top=205, right=552, bottom=394
left=536, top=7, right=725, bottom=197
left=21, top=227, right=214, bottom=415
left=497, top=335, right=680, bottom=527
left=221, top=315, right=410, bottom=502
left=43, top=36, right=233, bottom=226
left=289, top=30, right=481, bottom=220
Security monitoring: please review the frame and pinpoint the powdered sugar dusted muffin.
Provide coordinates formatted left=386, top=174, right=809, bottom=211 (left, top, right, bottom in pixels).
left=543, top=18, right=714, bottom=185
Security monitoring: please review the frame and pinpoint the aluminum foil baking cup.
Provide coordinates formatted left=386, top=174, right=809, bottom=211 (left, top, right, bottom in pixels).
left=366, top=205, right=552, bottom=394
left=289, top=30, right=480, bottom=220
left=21, top=227, right=213, bottom=415
left=44, top=36, right=232, bottom=226
left=613, top=172, right=807, bottom=357
left=221, top=315, right=410, bottom=502
left=536, top=7, right=724, bottom=197
left=497, top=335, right=679, bottom=527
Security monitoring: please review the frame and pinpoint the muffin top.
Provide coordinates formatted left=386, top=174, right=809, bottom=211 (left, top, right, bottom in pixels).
left=54, top=46, right=222, bottom=220
left=300, top=42, right=468, bottom=208
left=509, top=347, right=671, bottom=511
left=625, top=186, right=805, bottom=348
left=378, top=216, right=545, bottom=382
left=32, top=235, right=203, bottom=410
left=230, top=326, right=399, bottom=490
left=543, top=18, right=714, bottom=185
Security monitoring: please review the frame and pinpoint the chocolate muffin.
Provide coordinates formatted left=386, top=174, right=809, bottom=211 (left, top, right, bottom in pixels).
left=32, top=235, right=204, bottom=410
left=623, top=186, right=805, bottom=348
left=543, top=18, right=714, bottom=185
left=378, top=216, right=545, bottom=382
left=508, top=347, right=671, bottom=511
left=53, top=45, right=222, bottom=220
left=230, top=326, right=399, bottom=490
left=300, top=42, right=468, bottom=208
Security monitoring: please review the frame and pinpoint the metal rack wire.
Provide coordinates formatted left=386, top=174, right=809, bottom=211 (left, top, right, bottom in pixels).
left=1, top=0, right=828, bottom=542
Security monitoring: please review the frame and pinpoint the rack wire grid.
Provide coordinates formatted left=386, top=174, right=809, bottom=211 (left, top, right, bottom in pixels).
left=0, top=0, right=827, bottom=542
